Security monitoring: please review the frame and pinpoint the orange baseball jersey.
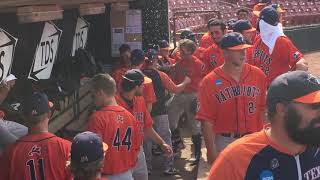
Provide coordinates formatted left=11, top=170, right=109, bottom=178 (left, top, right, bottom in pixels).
left=172, top=55, right=205, bottom=93
left=202, top=44, right=224, bottom=74
left=199, top=32, right=215, bottom=48
left=116, top=95, right=153, bottom=138
left=252, top=36, right=303, bottom=86
left=112, top=66, right=129, bottom=90
left=142, top=76, right=156, bottom=105
left=158, top=70, right=183, bottom=93
left=0, top=132, right=72, bottom=180
left=246, top=47, right=254, bottom=65
left=196, top=64, right=267, bottom=133
left=87, top=105, right=141, bottom=174
left=208, top=127, right=320, bottom=180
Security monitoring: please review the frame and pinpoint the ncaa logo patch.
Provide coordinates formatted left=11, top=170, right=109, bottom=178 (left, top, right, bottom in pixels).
left=215, top=80, right=222, bottom=86
left=260, top=170, right=274, bottom=180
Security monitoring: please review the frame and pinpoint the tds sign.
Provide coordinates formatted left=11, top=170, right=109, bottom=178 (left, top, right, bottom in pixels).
left=0, top=28, right=18, bottom=81
left=28, top=21, right=62, bottom=81
left=72, top=17, right=90, bottom=56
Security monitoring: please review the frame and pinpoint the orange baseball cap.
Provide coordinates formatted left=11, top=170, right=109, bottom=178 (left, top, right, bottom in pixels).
left=220, top=32, right=252, bottom=50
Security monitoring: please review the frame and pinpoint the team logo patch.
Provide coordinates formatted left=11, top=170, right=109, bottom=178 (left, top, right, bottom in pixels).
left=28, top=145, right=41, bottom=156
left=215, top=80, right=222, bottom=86
left=260, top=170, right=274, bottom=180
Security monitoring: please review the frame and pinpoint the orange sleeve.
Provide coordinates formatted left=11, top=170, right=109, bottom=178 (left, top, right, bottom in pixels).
left=159, top=71, right=180, bottom=93
left=259, top=70, right=267, bottom=126
left=167, top=57, right=176, bottom=64
left=208, top=155, right=239, bottom=180
left=141, top=99, right=153, bottom=129
left=87, top=113, right=106, bottom=138
left=196, top=78, right=217, bottom=122
left=284, top=37, right=304, bottom=69
left=199, top=33, right=212, bottom=48
left=142, top=81, right=156, bottom=104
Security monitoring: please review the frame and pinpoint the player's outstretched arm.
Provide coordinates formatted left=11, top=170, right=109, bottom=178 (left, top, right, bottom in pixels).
left=144, top=127, right=173, bottom=157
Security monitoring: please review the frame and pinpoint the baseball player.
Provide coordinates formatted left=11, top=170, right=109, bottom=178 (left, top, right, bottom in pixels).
left=0, top=75, right=28, bottom=153
left=202, top=19, right=227, bottom=74
left=116, top=69, right=173, bottom=180
left=196, top=32, right=267, bottom=165
left=252, top=6, right=308, bottom=86
left=237, top=8, right=250, bottom=21
left=69, top=131, right=109, bottom=180
left=0, top=92, right=72, bottom=180
left=87, top=74, right=141, bottom=180
left=129, top=49, right=157, bottom=112
left=142, top=49, right=191, bottom=175
left=157, top=40, right=176, bottom=74
left=232, top=20, right=257, bottom=65
left=112, top=44, right=131, bottom=90
left=199, top=18, right=216, bottom=49
left=208, top=71, right=320, bottom=179
left=171, top=29, right=206, bottom=62
left=168, top=39, right=205, bottom=164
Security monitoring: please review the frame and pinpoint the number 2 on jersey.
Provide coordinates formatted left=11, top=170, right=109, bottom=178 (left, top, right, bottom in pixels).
left=26, top=158, right=45, bottom=180
left=113, top=127, right=132, bottom=151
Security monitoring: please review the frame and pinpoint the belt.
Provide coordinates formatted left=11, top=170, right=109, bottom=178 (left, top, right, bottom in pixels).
left=220, top=132, right=251, bottom=138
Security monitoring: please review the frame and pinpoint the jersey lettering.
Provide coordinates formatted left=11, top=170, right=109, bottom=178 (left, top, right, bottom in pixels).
left=214, top=85, right=261, bottom=103
left=26, top=158, right=45, bottom=180
left=253, top=49, right=272, bottom=75
left=113, top=127, right=133, bottom=151
left=304, top=166, right=320, bottom=180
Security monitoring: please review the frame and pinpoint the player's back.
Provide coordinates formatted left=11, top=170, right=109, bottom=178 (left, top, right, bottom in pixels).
left=1, top=132, right=71, bottom=180
left=87, top=105, right=141, bottom=175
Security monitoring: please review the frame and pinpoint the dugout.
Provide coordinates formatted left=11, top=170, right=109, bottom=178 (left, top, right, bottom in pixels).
left=0, top=0, right=159, bottom=137
left=284, top=24, right=320, bottom=53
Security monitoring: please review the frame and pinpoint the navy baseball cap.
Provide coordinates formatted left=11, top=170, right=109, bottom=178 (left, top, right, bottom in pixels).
left=233, top=20, right=256, bottom=33
left=220, top=32, right=252, bottom=50
left=23, top=92, right=53, bottom=116
left=267, top=71, right=320, bottom=105
left=146, top=49, right=158, bottom=63
left=254, top=4, right=285, bottom=17
left=158, top=40, right=169, bottom=49
left=259, top=6, right=280, bottom=26
left=131, top=49, right=145, bottom=66
left=71, top=131, right=108, bottom=165
left=122, top=69, right=146, bottom=86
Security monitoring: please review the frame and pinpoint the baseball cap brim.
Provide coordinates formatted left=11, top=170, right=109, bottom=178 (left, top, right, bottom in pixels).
left=228, top=44, right=253, bottom=50
left=102, top=142, right=108, bottom=152
left=243, top=27, right=256, bottom=32
left=293, top=90, right=320, bottom=104
left=144, top=76, right=152, bottom=85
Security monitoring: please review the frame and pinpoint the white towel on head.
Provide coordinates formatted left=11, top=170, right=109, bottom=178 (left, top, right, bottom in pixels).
left=259, top=19, right=285, bottom=54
